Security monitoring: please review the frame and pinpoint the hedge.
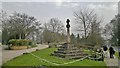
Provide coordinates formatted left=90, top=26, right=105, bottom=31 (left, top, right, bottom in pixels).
left=8, top=39, right=33, bottom=46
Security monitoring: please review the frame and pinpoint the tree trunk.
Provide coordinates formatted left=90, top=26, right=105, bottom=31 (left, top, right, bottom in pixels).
left=84, top=23, right=87, bottom=38
left=83, top=21, right=87, bottom=43
left=19, top=33, right=21, bottom=39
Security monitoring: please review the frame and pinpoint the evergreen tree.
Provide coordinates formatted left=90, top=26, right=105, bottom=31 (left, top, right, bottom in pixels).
left=70, top=33, right=76, bottom=43
left=77, top=34, right=80, bottom=43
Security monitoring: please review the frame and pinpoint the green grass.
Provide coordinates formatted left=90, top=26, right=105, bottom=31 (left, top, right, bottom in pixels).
left=115, top=52, right=120, bottom=59
left=3, top=48, right=107, bottom=67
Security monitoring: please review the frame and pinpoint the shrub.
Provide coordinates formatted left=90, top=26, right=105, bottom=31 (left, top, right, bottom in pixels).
left=8, top=39, right=33, bottom=46
left=21, top=39, right=29, bottom=46
left=49, top=43, right=58, bottom=48
left=28, top=40, right=33, bottom=45
left=8, top=39, right=17, bottom=45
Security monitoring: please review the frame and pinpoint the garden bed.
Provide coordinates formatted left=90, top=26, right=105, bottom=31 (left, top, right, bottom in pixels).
left=7, top=39, right=36, bottom=50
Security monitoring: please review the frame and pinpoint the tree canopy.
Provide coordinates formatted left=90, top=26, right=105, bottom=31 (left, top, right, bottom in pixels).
left=2, top=12, right=42, bottom=44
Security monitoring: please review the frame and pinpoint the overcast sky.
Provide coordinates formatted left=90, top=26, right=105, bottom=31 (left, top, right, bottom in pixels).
left=2, top=1, right=119, bottom=35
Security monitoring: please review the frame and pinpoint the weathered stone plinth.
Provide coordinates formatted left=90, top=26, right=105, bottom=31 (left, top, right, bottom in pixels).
left=53, top=43, right=88, bottom=59
left=53, top=19, right=88, bottom=59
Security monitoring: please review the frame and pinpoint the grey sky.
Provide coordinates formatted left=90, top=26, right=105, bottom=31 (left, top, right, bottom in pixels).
left=2, top=2, right=118, bottom=35
left=1, top=0, right=120, bottom=2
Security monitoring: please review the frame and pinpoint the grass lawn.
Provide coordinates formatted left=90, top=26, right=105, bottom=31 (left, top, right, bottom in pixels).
left=3, top=48, right=107, bottom=68
left=115, top=52, right=120, bottom=59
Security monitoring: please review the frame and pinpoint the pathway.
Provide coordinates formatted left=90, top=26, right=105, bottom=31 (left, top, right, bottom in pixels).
left=1, top=44, right=48, bottom=65
left=0, top=46, right=2, bottom=66
left=104, top=51, right=120, bottom=68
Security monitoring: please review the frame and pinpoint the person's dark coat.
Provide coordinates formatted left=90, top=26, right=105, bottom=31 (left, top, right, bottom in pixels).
left=109, top=47, right=115, bottom=58
left=109, top=47, right=115, bottom=55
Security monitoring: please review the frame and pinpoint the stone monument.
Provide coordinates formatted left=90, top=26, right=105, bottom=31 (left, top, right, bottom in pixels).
left=66, top=19, right=71, bottom=44
left=53, top=19, right=88, bottom=59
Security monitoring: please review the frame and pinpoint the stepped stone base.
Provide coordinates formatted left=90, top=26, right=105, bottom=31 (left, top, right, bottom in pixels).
left=52, top=43, right=88, bottom=59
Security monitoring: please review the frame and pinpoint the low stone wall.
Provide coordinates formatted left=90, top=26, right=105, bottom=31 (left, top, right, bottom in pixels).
left=10, top=46, right=30, bottom=50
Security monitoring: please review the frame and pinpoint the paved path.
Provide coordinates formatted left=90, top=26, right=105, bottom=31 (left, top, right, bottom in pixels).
left=1, top=44, right=48, bottom=65
left=0, top=46, right=2, bottom=66
left=104, top=51, right=120, bottom=68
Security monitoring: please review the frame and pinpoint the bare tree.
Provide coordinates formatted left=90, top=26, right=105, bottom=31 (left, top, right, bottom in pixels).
left=103, top=15, right=120, bottom=46
left=74, top=9, right=96, bottom=39
left=9, top=12, right=41, bottom=39
left=2, top=11, right=11, bottom=44
left=2, top=12, right=42, bottom=43
left=42, top=18, right=65, bottom=43
left=74, top=8, right=103, bottom=45
left=48, top=18, right=64, bottom=33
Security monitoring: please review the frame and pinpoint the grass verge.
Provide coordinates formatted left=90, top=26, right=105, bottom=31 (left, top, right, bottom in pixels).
left=115, top=52, right=120, bottom=59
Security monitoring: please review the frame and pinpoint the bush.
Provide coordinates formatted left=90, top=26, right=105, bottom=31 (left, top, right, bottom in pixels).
left=28, top=40, right=33, bottom=45
left=8, top=39, right=33, bottom=46
left=8, top=39, right=17, bottom=45
left=21, top=40, right=29, bottom=46
left=49, top=43, right=58, bottom=48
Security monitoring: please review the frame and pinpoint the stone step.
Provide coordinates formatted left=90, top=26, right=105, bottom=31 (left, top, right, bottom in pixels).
left=58, top=47, right=81, bottom=50
left=54, top=52, right=87, bottom=56
left=53, top=43, right=88, bottom=59
left=59, top=46, right=78, bottom=49
left=54, top=50, right=84, bottom=54
left=68, top=56, right=84, bottom=59
left=55, top=55, right=84, bottom=59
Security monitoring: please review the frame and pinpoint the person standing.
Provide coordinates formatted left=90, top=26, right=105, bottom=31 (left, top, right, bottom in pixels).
left=109, top=47, right=115, bottom=58
left=103, top=45, right=108, bottom=58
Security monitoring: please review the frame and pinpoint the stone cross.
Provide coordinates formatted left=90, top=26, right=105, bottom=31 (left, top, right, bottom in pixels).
left=66, top=19, right=71, bottom=43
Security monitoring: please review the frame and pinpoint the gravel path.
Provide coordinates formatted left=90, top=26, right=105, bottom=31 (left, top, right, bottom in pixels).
left=1, top=44, right=48, bottom=65
left=104, top=51, right=120, bottom=68
left=0, top=46, right=2, bottom=66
